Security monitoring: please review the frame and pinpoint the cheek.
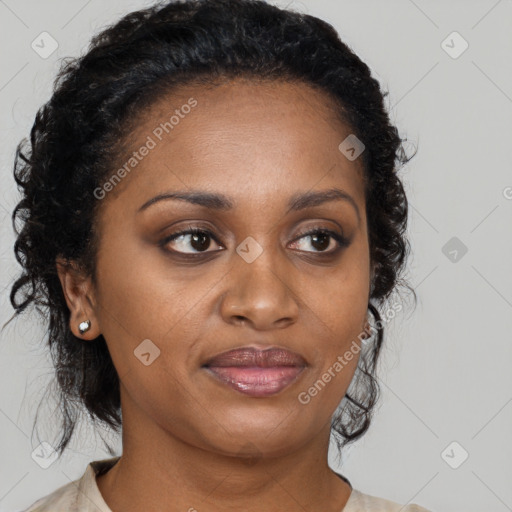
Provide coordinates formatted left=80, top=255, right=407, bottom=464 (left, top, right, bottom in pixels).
left=295, top=277, right=368, bottom=414
left=304, top=249, right=370, bottom=335
left=92, top=235, right=212, bottom=374
left=304, top=280, right=366, bottom=375
left=299, top=247, right=369, bottom=381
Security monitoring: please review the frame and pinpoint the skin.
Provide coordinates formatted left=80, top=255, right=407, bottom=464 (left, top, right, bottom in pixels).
left=57, top=78, right=371, bottom=512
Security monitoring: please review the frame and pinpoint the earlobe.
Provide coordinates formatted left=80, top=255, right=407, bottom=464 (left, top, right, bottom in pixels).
left=55, top=258, right=101, bottom=340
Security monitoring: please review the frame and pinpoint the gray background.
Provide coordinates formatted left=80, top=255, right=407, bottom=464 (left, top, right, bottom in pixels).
left=1, top=1, right=511, bottom=511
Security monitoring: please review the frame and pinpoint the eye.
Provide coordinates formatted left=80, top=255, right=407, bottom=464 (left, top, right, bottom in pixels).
left=289, top=228, right=349, bottom=254
left=161, top=227, right=223, bottom=255
left=160, top=225, right=349, bottom=257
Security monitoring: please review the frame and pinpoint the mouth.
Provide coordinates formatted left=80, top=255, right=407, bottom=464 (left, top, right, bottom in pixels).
left=202, top=347, right=307, bottom=397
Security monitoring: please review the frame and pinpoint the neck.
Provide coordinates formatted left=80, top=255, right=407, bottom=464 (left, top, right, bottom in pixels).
left=96, top=389, right=352, bottom=512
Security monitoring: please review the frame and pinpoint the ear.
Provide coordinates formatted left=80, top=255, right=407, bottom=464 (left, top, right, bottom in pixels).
left=56, top=257, right=101, bottom=340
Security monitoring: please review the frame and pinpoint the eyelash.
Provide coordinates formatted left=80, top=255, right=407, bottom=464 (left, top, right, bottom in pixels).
left=159, top=225, right=349, bottom=257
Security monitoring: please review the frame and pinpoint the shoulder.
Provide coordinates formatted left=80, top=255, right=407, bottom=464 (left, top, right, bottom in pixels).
left=21, top=480, right=80, bottom=512
left=20, top=457, right=120, bottom=512
left=344, top=488, right=433, bottom=512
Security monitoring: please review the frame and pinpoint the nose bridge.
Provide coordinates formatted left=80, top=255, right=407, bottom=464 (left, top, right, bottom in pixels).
left=241, top=242, right=284, bottom=292
left=220, top=237, right=299, bottom=328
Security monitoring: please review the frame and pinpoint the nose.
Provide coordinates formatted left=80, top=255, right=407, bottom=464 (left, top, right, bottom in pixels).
left=219, top=245, right=299, bottom=330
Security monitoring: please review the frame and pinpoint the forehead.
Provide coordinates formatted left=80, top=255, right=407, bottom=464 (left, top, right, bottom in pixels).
left=148, top=77, right=347, bottom=128
left=100, top=78, right=365, bottom=210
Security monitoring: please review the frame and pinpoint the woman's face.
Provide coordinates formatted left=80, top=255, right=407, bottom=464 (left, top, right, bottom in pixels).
left=79, top=79, right=370, bottom=458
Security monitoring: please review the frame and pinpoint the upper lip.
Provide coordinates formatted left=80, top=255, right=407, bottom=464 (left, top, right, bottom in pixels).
left=203, top=346, right=307, bottom=368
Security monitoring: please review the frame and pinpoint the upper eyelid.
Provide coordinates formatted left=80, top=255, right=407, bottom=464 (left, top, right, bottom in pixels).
left=292, top=225, right=344, bottom=238
left=163, top=219, right=346, bottom=237
left=164, top=226, right=343, bottom=240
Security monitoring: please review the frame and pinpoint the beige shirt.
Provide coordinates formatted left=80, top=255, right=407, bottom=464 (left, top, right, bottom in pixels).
left=22, top=457, right=432, bottom=512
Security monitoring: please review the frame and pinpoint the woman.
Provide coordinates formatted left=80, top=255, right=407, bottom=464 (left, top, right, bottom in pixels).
left=10, top=0, right=429, bottom=510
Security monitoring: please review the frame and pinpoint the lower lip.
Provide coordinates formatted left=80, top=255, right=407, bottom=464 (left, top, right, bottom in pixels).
left=204, top=366, right=305, bottom=397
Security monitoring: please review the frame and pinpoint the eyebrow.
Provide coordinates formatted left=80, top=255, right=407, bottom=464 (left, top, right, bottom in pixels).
left=137, top=187, right=360, bottom=221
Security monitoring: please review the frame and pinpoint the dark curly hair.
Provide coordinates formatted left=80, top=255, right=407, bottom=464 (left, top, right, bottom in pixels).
left=6, top=0, right=415, bottom=459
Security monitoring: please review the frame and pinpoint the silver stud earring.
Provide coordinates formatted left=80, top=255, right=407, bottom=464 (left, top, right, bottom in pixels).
left=78, top=320, right=91, bottom=335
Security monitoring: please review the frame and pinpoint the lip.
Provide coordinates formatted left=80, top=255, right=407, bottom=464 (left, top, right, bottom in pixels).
left=203, top=347, right=307, bottom=397
left=204, top=366, right=305, bottom=397
left=204, top=346, right=307, bottom=368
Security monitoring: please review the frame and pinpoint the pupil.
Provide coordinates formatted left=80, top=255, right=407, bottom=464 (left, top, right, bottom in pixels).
left=311, top=233, right=329, bottom=251
left=191, top=233, right=210, bottom=252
